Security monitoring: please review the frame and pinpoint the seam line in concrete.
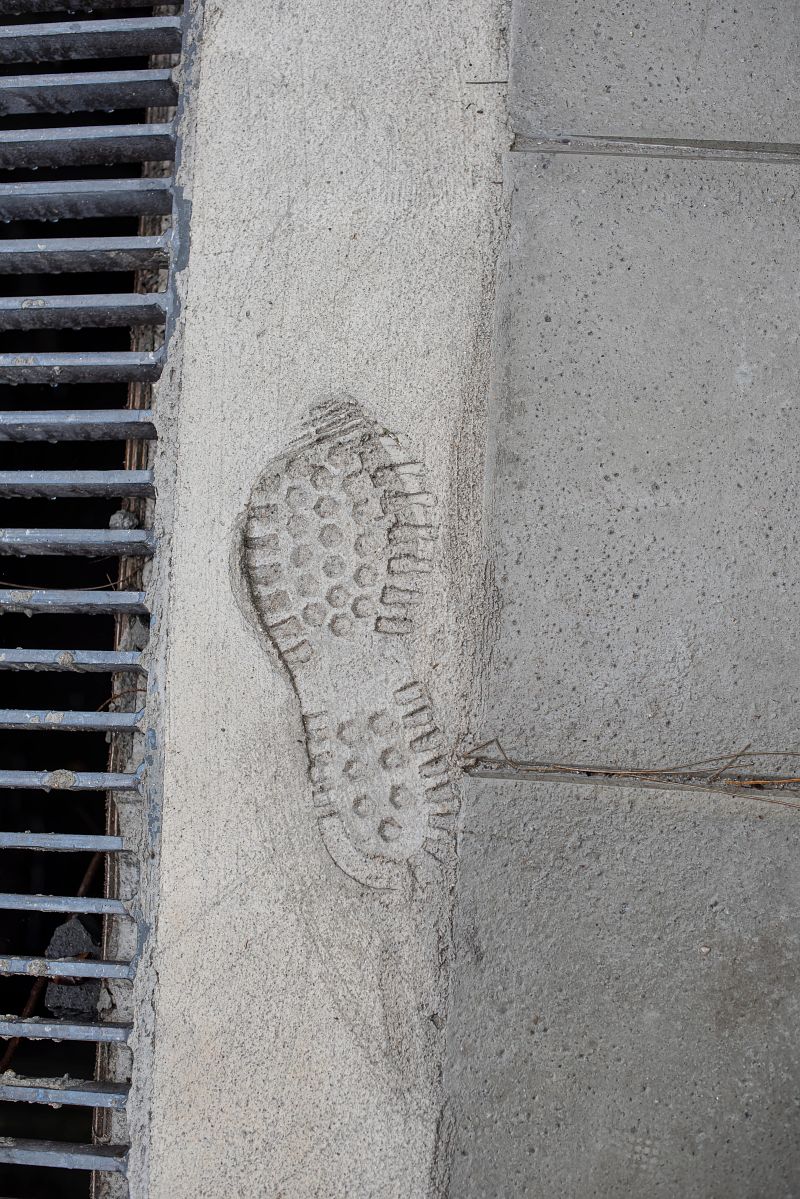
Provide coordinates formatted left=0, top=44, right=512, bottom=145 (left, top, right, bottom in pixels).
left=465, top=763, right=800, bottom=809
left=512, top=133, right=800, bottom=165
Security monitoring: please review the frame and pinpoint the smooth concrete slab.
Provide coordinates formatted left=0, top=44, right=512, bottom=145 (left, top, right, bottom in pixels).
left=510, top=1, right=800, bottom=142
left=447, top=776, right=800, bottom=1198
left=484, top=153, right=800, bottom=767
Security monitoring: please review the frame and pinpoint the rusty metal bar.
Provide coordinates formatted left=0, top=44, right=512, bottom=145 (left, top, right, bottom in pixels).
left=0, top=469, right=154, bottom=497
left=0, top=17, right=182, bottom=63
left=0, top=648, right=144, bottom=673
left=0, top=234, right=169, bottom=273
left=0, top=708, right=145, bottom=732
left=0, top=1138, right=128, bottom=1172
left=0, top=589, right=148, bottom=615
left=0, top=767, right=142, bottom=791
left=0, top=178, right=172, bottom=222
left=0, top=293, right=166, bottom=330
left=0, top=409, right=156, bottom=441
left=0, top=68, right=176, bottom=116
left=0, top=893, right=127, bottom=915
left=0, top=1078, right=129, bottom=1110
left=0, top=1016, right=132, bottom=1042
left=0, top=122, right=175, bottom=168
left=0, top=351, right=164, bottom=384
left=0, top=0, right=177, bottom=10
left=0, top=529, right=155, bottom=556
left=0, top=957, right=134, bottom=980
left=0, top=832, right=124, bottom=851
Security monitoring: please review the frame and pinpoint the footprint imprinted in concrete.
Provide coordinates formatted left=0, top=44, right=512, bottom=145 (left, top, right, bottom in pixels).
left=239, top=397, right=458, bottom=890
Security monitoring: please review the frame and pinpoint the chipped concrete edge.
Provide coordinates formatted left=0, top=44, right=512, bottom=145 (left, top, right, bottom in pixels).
left=123, top=2, right=207, bottom=1196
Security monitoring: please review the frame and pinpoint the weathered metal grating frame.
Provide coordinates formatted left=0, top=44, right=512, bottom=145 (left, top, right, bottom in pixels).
left=0, top=3, right=190, bottom=1191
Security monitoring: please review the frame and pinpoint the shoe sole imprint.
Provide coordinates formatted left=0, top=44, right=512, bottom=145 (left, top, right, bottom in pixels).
left=240, top=398, right=458, bottom=890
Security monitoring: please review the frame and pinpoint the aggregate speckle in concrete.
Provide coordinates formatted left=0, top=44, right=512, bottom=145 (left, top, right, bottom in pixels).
left=447, top=778, right=800, bottom=1198
left=482, top=152, right=800, bottom=767
left=510, top=0, right=800, bottom=141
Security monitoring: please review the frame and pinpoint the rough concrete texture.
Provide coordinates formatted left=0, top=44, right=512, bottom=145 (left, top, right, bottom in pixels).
left=135, top=0, right=800, bottom=1193
left=482, top=153, right=800, bottom=767
left=510, top=0, right=800, bottom=142
left=447, top=778, right=800, bottom=1198
left=136, top=1, right=509, bottom=1196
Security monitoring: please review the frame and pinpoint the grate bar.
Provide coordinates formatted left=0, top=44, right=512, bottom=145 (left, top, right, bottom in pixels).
left=0, top=351, right=164, bottom=384
left=0, top=767, right=141, bottom=790
left=0, top=1138, right=128, bottom=1172
left=0, top=17, right=183, bottom=64
left=0, top=708, right=145, bottom=732
left=0, top=647, right=144, bottom=673
left=0, top=469, right=154, bottom=497
left=0, top=178, right=172, bottom=222
left=0, top=292, right=166, bottom=331
left=0, top=68, right=177, bottom=116
left=0, top=892, right=127, bottom=915
left=0, top=528, right=155, bottom=556
left=0, top=589, right=148, bottom=615
left=0, top=1077, right=129, bottom=1110
left=0, top=234, right=169, bottom=274
left=0, top=122, right=175, bottom=169
left=0, top=1017, right=132, bottom=1043
left=0, top=0, right=183, bottom=1175
left=0, top=408, right=156, bottom=442
left=0, top=957, right=134, bottom=980
left=0, top=0, right=179, bottom=10
left=0, top=832, right=124, bottom=851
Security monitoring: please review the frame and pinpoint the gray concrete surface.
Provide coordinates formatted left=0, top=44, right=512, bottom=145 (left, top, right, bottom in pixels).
left=447, top=777, right=800, bottom=1198
left=133, top=0, right=800, bottom=1195
left=133, top=1, right=509, bottom=1196
left=481, top=152, right=800, bottom=768
left=510, top=0, right=800, bottom=141
left=447, top=5, right=800, bottom=1192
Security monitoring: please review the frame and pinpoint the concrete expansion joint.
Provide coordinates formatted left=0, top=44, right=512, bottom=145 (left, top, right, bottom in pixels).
left=512, top=131, right=800, bottom=165
left=463, top=739, right=800, bottom=810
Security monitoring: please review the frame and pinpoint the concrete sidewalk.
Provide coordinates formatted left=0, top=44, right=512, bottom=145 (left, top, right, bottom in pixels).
left=481, top=151, right=800, bottom=767
left=446, top=2, right=800, bottom=1195
left=135, top=1, right=800, bottom=1195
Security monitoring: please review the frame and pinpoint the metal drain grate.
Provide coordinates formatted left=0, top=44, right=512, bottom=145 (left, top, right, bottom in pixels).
left=0, top=2, right=186, bottom=1193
